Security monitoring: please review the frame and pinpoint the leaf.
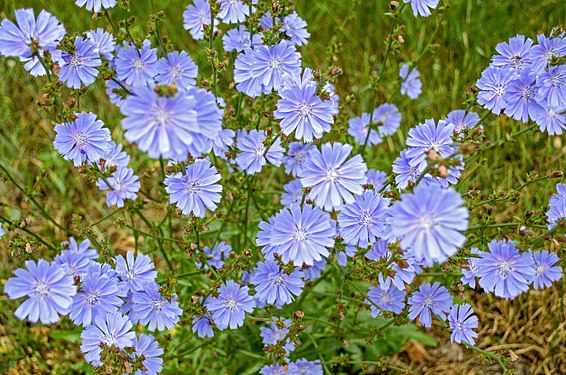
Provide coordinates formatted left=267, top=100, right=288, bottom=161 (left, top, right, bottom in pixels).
left=49, top=328, right=82, bottom=344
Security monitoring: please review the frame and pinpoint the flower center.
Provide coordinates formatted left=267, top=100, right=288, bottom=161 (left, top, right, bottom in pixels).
left=299, top=103, right=312, bottom=117
left=132, top=58, right=145, bottom=72
left=69, top=54, right=83, bottom=68
left=423, top=296, right=434, bottom=307
left=269, top=58, right=281, bottom=70
left=418, top=214, right=434, bottom=230
left=254, top=143, right=266, bottom=156
left=225, top=297, right=237, bottom=310
left=170, top=65, right=183, bottom=79
left=548, top=109, right=556, bottom=118
left=73, top=131, right=88, bottom=148
left=34, top=281, right=50, bottom=297
left=294, top=227, right=309, bottom=242
left=104, top=335, right=117, bottom=347
left=521, top=86, right=533, bottom=100
left=536, top=264, right=548, bottom=275
left=358, top=211, right=373, bottom=226
left=186, top=180, right=201, bottom=194
left=494, top=85, right=506, bottom=96
left=154, top=108, right=170, bottom=125
left=272, top=273, right=286, bottom=286
left=152, top=299, right=166, bottom=311
left=379, top=293, right=393, bottom=306
left=497, top=260, right=513, bottom=279
left=552, top=72, right=565, bottom=87
left=86, top=292, right=100, bottom=305
left=272, top=329, right=286, bottom=341
left=325, top=168, right=338, bottom=182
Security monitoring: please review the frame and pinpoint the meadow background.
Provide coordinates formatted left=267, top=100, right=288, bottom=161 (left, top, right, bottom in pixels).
left=0, top=0, right=565, bottom=374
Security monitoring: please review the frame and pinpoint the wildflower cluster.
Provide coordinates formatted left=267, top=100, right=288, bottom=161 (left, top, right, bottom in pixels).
left=0, top=1, right=564, bottom=374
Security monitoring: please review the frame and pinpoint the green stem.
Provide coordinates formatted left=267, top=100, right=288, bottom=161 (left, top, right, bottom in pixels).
left=0, top=213, right=57, bottom=251
left=464, top=343, right=508, bottom=372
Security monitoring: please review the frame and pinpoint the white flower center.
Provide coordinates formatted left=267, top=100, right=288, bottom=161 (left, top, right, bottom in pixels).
left=269, top=58, right=281, bottom=70
left=536, top=264, right=548, bottom=275
left=186, top=180, right=200, bottom=194
left=34, top=281, right=50, bottom=297
left=69, top=54, right=83, bottom=68
left=272, top=273, right=286, bottom=286
left=494, top=85, right=506, bottom=97
left=548, top=109, right=556, bottom=118
left=132, top=58, right=145, bottom=72
left=170, top=64, right=183, bottom=80
left=497, top=260, right=512, bottom=279
left=379, top=293, right=392, bottom=305
left=358, top=211, right=373, bottom=226
left=104, top=335, right=117, bottom=346
left=423, top=296, right=434, bottom=307
left=325, top=168, right=338, bottom=182
left=299, top=103, right=312, bottom=117
left=154, top=108, right=170, bottom=125
left=152, top=299, right=166, bottom=311
left=225, top=297, right=237, bottom=310
left=273, top=330, right=286, bottom=341
left=418, top=214, right=434, bottom=230
left=73, top=131, right=89, bottom=147
left=294, top=227, right=309, bottom=242
left=254, top=143, right=266, bottom=156
left=86, top=292, right=100, bottom=305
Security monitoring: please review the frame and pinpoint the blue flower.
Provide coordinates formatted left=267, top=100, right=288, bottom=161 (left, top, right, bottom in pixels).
left=461, top=247, right=482, bottom=288
left=547, top=183, right=566, bottom=227
left=75, top=0, right=117, bottom=12
left=4, top=259, right=76, bottom=324
left=388, top=185, right=469, bottom=265
left=80, top=312, right=135, bottom=366
left=404, top=0, right=439, bottom=17
left=0, top=9, right=66, bottom=76
left=303, top=258, right=327, bottom=281
left=223, top=25, right=263, bottom=52
left=196, top=242, right=232, bottom=269
left=257, top=216, right=278, bottom=260
left=131, top=334, right=164, bottom=375
left=115, top=252, right=157, bottom=293
left=336, top=245, right=357, bottom=266
left=217, top=0, right=257, bottom=24
left=365, top=241, right=419, bottom=291
left=259, top=319, right=295, bottom=354
left=103, top=142, right=130, bottom=168
left=288, top=359, right=323, bottom=375
left=445, top=110, right=480, bottom=136
left=269, top=204, right=336, bottom=266
left=250, top=260, right=304, bottom=307
left=400, top=63, right=422, bottom=99
left=131, top=283, right=182, bottom=331
left=164, top=158, right=222, bottom=218
left=156, top=51, right=198, bottom=91
left=503, top=71, right=540, bottom=122
left=283, top=142, right=314, bottom=177
left=337, top=190, right=391, bottom=248
left=531, top=103, right=566, bottom=135
left=53, top=112, right=111, bottom=167
left=183, top=0, right=216, bottom=40
left=535, top=64, right=566, bottom=107
left=373, top=103, right=402, bottom=136
left=54, top=249, right=91, bottom=277
left=192, top=308, right=215, bottom=338
left=236, top=130, right=283, bottom=174
left=299, top=143, right=368, bottom=211
left=476, top=66, right=515, bottom=114
left=392, top=149, right=426, bottom=190
left=69, top=267, right=124, bottom=326
left=105, top=78, right=132, bottom=107
left=448, top=303, right=478, bottom=345
left=275, top=77, right=337, bottom=142
left=408, top=282, right=453, bottom=327
left=0, top=222, right=5, bottom=237
left=529, top=33, right=566, bottom=74
left=476, top=240, right=536, bottom=299
left=282, top=12, right=310, bottom=46
left=531, top=250, right=562, bottom=290
left=492, top=34, right=534, bottom=75
left=210, top=129, right=235, bottom=159
left=96, top=166, right=140, bottom=207
left=114, top=42, right=158, bottom=87
left=281, top=179, right=303, bottom=206
left=251, top=41, right=302, bottom=94
left=234, top=49, right=263, bottom=97
left=348, top=113, right=382, bottom=146
left=260, top=365, right=286, bottom=375
left=205, top=280, right=255, bottom=330
left=405, top=119, right=456, bottom=167
left=366, top=169, right=389, bottom=191
left=58, top=36, right=101, bottom=89
left=366, top=275, right=406, bottom=317
left=121, top=86, right=222, bottom=159
left=85, top=28, right=115, bottom=60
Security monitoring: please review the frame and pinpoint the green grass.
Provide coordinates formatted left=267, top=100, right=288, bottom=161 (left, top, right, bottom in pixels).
left=0, top=0, right=565, bottom=373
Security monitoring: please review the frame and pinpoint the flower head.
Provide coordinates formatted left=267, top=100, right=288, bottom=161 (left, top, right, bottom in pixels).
left=392, top=149, right=427, bottom=190
left=96, top=167, right=140, bottom=208
left=70, top=267, right=124, bottom=326
left=85, top=28, right=115, bottom=60
left=75, top=0, right=117, bottom=12
left=535, top=64, right=566, bottom=107
left=260, top=365, right=286, bottom=375
left=183, top=0, right=217, bottom=40
left=131, top=283, right=182, bottom=331
left=236, top=130, right=283, bottom=174
left=165, top=158, right=222, bottom=218
left=528, top=33, right=566, bottom=74
left=408, top=282, right=453, bottom=327
left=348, top=112, right=382, bottom=146
left=251, top=41, right=302, bottom=94
left=400, top=63, right=422, bottom=99
left=461, top=247, right=482, bottom=288
left=531, top=250, right=562, bottom=290
left=121, top=86, right=222, bottom=159
left=281, top=179, right=303, bottom=206
left=405, top=119, right=456, bottom=167
left=131, top=334, right=164, bottom=375
left=476, top=66, right=515, bottom=114
left=288, top=359, right=323, bottom=375
left=4, top=259, right=76, bottom=324
left=223, top=25, right=263, bottom=52
left=446, top=110, right=480, bottom=135
left=283, top=142, right=314, bottom=177
left=156, top=50, right=198, bottom=90
left=299, top=143, right=368, bottom=211
left=547, top=183, right=566, bottom=227
left=373, top=103, right=402, bottom=136
left=114, top=42, right=158, bottom=87
left=388, top=185, right=469, bottom=265
left=0, top=9, right=66, bottom=76
left=234, top=49, right=263, bottom=97
left=367, top=169, right=389, bottom=191
left=115, top=252, right=157, bottom=293
left=531, top=103, right=566, bottom=135
left=259, top=318, right=295, bottom=354
left=217, top=0, right=257, bottom=24
left=366, top=276, right=406, bottom=317
left=269, top=204, right=336, bottom=266
left=205, top=280, right=255, bottom=330
left=196, top=242, right=232, bottom=269
left=504, top=71, right=540, bottom=122
left=448, top=303, right=478, bottom=345
left=403, top=0, right=440, bottom=17
left=337, top=190, right=391, bottom=248
left=275, top=77, right=337, bottom=142
left=103, top=142, right=130, bottom=168
left=63, top=237, right=98, bottom=261
left=54, top=249, right=91, bottom=277
left=492, top=34, right=534, bottom=74
left=58, top=36, right=101, bottom=89
left=80, top=312, right=135, bottom=366
left=53, top=112, right=111, bottom=167
left=250, top=260, right=304, bottom=307
left=283, top=12, right=310, bottom=46
left=192, top=308, right=215, bottom=338
left=476, top=239, right=536, bottom=299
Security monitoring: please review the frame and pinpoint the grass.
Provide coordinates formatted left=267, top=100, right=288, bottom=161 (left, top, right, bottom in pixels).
left=0, top=0, right=565, bottom=373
